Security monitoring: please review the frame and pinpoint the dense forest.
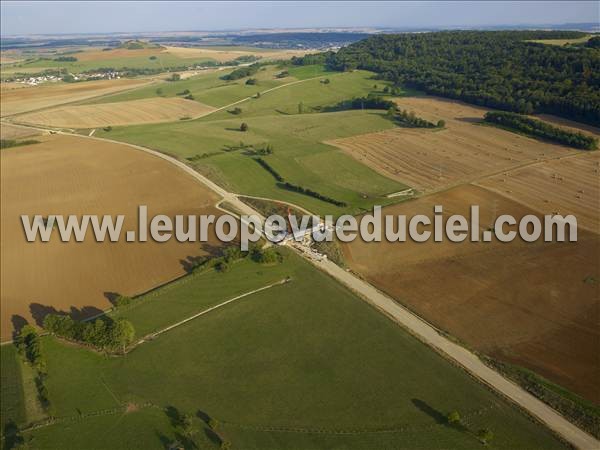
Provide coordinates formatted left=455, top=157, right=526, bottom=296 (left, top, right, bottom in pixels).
left=294, top=31, right=600, bottom=126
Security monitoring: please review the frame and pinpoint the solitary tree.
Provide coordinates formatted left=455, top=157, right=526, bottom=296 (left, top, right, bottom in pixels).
left=240, top=122, right=249, bottom=132
left=447, top=411, right=461, bottom=424
left=181, top=413, right=198, bottom=439
left=437, top=119, right=446, bottom=128
left=477, top=429, right=494, bottom=445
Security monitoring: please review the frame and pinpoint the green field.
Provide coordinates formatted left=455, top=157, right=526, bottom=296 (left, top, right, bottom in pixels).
left=12, top=53, right=211, bottom=72
left=23, top=407, right=220, bottom=450
left=85, top=65, right=288, bottom=107
left=110, top=257, right=292, bottom=337
left=93, top=68, right=408, bottom=215
left=11, top=250, right=566, bottom=449
left=0, top=345, right=26, bottom=428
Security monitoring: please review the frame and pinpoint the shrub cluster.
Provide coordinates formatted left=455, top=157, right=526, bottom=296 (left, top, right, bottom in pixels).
left=394, top=109, right=439, bottom=128
left=221, top=63, right=260, bottom=81
left=484, top=111, right=597, bottom=150
left=43, top=315, right=135, bottom=353
left=53, top=56, right=78, bottom=62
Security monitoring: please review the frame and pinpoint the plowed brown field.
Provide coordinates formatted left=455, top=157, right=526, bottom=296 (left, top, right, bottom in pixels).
left=0, top=134, right=224, bottom=341
left=327, top=97, right=577, bottom=193
left=17, top=97, right=214, bottom=128
left=342, top=184, right=600, bottom=402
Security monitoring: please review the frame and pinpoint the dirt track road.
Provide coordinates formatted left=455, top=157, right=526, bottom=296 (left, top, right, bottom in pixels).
left=310, top=257, right=599, bottom=450
left=3, top=86, right=599, bottom=448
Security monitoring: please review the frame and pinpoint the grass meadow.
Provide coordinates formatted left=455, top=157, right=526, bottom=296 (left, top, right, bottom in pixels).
left=0, top=345, right=26, bottom=428
left=94, top=68, right=408, bottom=215
left=12, top=250, right=567, bottom=449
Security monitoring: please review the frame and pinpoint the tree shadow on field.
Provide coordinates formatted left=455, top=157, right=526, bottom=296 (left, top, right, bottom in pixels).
left=179, top=255, right=207, bottom=274
left=411, top=399, right=470, bottom=434
left=10, top=315, right=29, bottom=340
left=179, top=243, right=224, bottom=273
left=2, top=420, right=24, bottom=450
left=29, top=302, right=104, bottom=327
left=164, top=406, right=198, bottom=450
left=103, top=292, right=121, bottom=307
left=456, top=117, right=484, bottom=124
left=411, top=398, right=447, bottom=424
left=154, top=431, right=172, bottom=450
left=196, top=409, right=222, bottom=446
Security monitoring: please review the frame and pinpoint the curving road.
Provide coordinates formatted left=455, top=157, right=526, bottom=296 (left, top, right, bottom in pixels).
left=3, top=79, right=599, bottom=449
left=78, top=130, right=598, bottom=449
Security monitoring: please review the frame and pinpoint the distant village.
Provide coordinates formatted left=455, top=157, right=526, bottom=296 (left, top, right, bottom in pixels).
left=8, top=71, right=122, bottom=86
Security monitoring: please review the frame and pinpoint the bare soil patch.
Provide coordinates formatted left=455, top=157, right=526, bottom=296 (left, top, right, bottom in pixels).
left=1, top=78, right=152, bottom=117
left=1, top=134, right=224, bottom=341
left=17, top=97, right=215, bottom=128
left=327, top=97, right=577, bottom=193
left=341, top=184, right=599, bottom=402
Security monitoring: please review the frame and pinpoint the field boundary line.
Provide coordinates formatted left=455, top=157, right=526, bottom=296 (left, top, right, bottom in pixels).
left=5, top=114, right=598, bottom=448
left=194, top=74, right=330, bottom=119
left=302, top=254, right=599, bottom=450
left=131, top=277, right=291, bottom=348
left=1, top=79, right=158, bottom=119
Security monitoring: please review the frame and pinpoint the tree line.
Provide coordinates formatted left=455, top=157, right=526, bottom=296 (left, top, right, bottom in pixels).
left=295, top=30, right=600, bottom=126
left=254, top=157, right=284, bottom=182
left=484, top=111, right=598, bottom=150
left=43, top=314, right=135, bottom=354
left=278, top=182, right=347, bottom=208
left=323, top=95, right=442, bottom=128
left=15, top=326, right=50, bottom=410
left=251, top=155, right=348, bottom=207
left=323, top=95, right=396, bottom=112
left=221, top=63, right=261, bottom=81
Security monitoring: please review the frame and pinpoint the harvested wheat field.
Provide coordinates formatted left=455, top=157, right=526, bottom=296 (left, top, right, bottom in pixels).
left=0, top=134, right=224, bottom=341
left=17, top=97, right=215, bottom=128
left=477, top=152, right=600, bottom=233
left=342, top=184, right=599, bottom=402
left=0, top=122, right=43, bottom=139
left=1, top=78, right=152, bottom=116
left=328, top=97, right=578, bottom=193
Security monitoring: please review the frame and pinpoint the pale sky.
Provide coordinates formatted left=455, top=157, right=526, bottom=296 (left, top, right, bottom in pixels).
left=1, top=1, right=598, bottom=36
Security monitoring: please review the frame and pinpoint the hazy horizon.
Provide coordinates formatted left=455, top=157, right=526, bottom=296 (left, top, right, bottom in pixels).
left=1, top=1, right=598, bottom=37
